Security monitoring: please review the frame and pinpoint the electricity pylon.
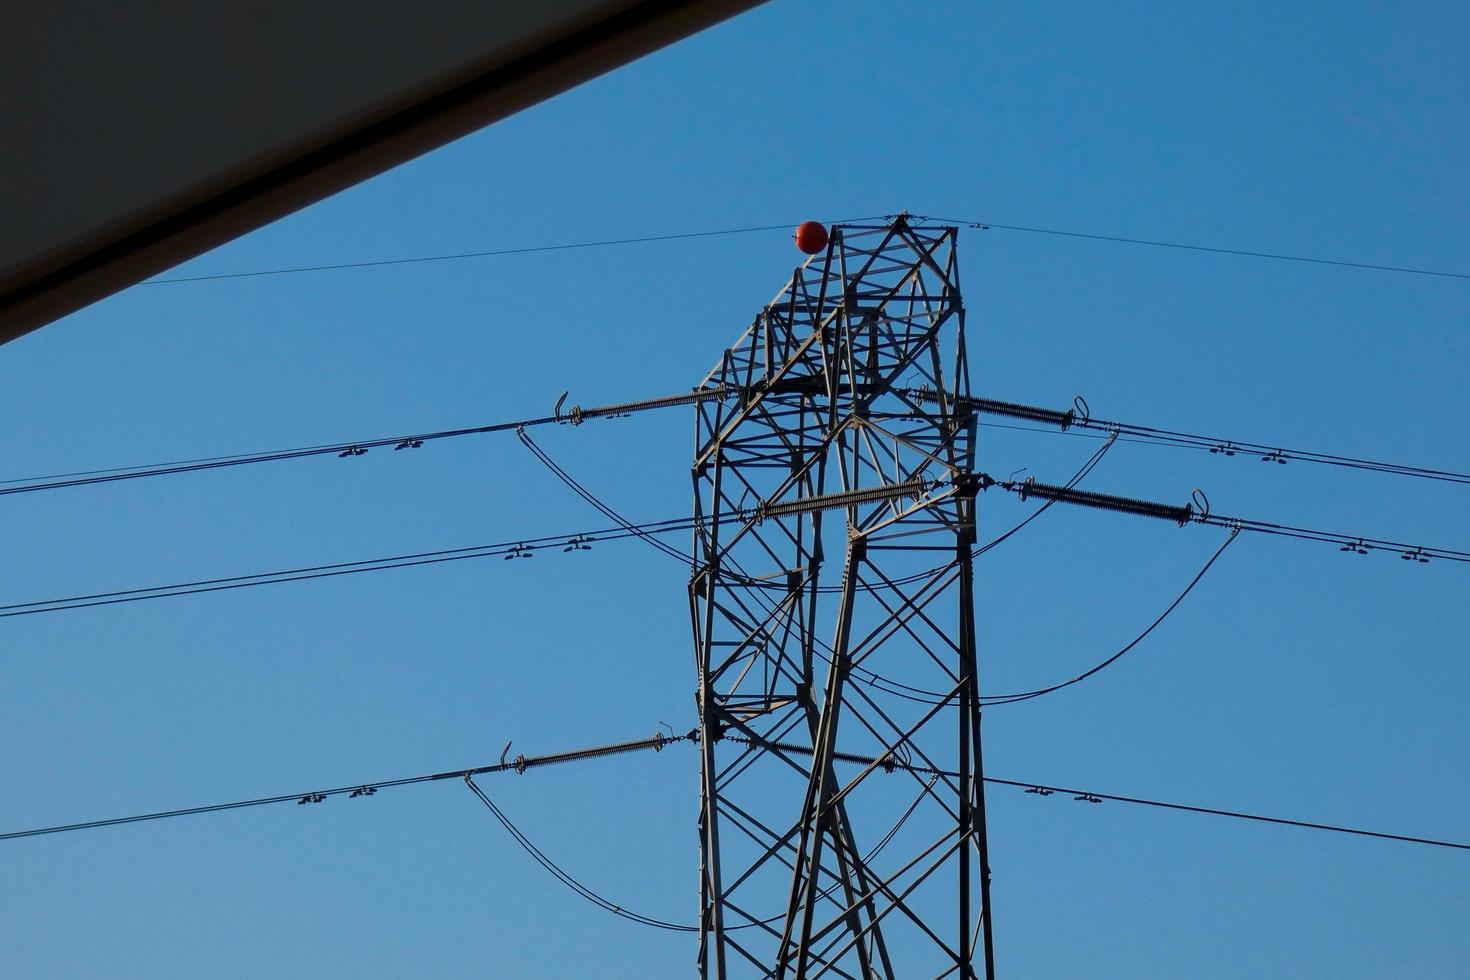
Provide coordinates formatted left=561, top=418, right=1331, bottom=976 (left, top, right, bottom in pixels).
left=691, top=216, right=995, bottom=978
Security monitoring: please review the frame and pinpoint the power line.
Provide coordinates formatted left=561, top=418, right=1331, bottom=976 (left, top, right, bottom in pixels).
left=988, top=777, right=1470, bottom=851
left=463, top=776, right=697, bottom=933
left=984, top=472, right=1470, bottom=565
left=464, top=767, right=939, bottom=935
left=0, top=516, right=699, bottom=619
left=12, top=378, right=1463, bottom=505
left=733, top=735, right=1470, bottom=852
left=917, top=390, right=1470, bottom=488
left=517, top=428, right=690, bottom=565
left=854, top=523, right=1240, bottom=709
left=1202, top=513, right=1470, bottom=564
left=1074, top=417, right=1470, bottom=485
left=137, top=218, right=883, bottom=285
left=916, top=214, right=1470, bottom=282
left=1, top=729, right=690, bottom=842
left=7, top=732, right=1464, bottom=853
left=133, top=214, right=1470, bottom=287
left=0, top=387, right=728, bottom=498
left=8, top=477, right=1469, bottom=623
left=979, top=526, right=1240, bottom=705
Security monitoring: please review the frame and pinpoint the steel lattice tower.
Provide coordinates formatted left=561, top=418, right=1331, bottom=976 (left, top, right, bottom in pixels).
left=690, top=217, right=995, bottom=978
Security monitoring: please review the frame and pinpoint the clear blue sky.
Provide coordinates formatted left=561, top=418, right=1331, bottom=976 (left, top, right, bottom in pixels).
left=3, top=2, right=1467, bottom=976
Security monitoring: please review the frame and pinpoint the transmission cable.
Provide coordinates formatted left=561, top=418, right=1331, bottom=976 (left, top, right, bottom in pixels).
left=732, top=734, right=1470, bottom=852
left=14, top=378, right=1463, bottom=505
left=467, top=762, right=941, bottom=937
left=0, top=386, right=727, bottom=498
left=6, top=731, right=1464, bottom=854
left=914, top=214, right=1470, bottom=282
left=848, top=521, right=1237, bottom=709
left=137, top=213, right=1469, bottom=286
left=988, top=471, right=1470, bottom=565
left=947, top=394, right=1470, bottom=489
left=979, top=525, right=1240, bottom=705
left=2, top=728, right=691, bottom=842
left=140, top=217, right=884, bottom=286
left=1200, top=513, right=1470, bottom=563
left=0, top=516, right=701, bottom=619
left=517, top=428, right=689, bottom=564
left=464, top=776, right=697, bottom=932
left=8, top=463, right=1469, bottom=623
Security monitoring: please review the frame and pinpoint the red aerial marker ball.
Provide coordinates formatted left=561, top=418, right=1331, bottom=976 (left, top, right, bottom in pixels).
left=793, top=221, right=829, bottom=255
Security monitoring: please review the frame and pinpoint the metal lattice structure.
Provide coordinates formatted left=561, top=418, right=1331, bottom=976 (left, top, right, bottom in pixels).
left=690, top=217, right=995, bottom=978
